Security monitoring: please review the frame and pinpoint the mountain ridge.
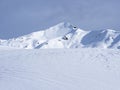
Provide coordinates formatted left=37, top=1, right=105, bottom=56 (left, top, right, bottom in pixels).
left=0, top=22, right=120, bottom=49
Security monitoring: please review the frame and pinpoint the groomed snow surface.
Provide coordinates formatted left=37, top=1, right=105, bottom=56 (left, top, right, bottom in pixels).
left=0, top=48, right=120, bottom=90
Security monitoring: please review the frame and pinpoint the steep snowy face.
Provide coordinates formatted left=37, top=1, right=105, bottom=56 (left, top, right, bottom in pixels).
left=0, top=22, right=120, bottom=49
left=80, top=29, right=120, bottom=49
left=0, top=22, right=77, bottom=49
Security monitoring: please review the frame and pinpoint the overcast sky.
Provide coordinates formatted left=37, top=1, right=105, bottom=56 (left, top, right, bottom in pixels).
left=0, top=0, right=120, bottom=39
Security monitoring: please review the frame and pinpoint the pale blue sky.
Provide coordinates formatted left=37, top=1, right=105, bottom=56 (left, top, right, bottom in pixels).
left=0, top=0, right=120, bottom=39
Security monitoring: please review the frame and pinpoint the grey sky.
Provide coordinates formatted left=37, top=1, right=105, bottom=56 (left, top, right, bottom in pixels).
left=0, top=0, right=120, bottom=39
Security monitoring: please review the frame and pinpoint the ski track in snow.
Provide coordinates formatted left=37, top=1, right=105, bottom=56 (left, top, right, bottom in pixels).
left=0, top=48, right=120, bottom=90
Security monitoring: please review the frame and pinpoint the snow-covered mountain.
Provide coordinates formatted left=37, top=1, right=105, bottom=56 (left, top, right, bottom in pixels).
left=1, top=22, right=120, bottom=90
left=0, top=22, right=120, bottom=49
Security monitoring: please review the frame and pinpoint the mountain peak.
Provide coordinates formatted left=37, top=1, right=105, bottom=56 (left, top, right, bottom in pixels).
left=49, top=22, right=76, bottom=30
left=44, top=22, right=76, bottom=39
left=54, top=22, right=72, bottom=27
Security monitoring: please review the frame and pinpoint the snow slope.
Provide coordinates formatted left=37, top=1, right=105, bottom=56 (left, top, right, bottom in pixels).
left=0, top=22, right=120, bottom=49
left=0, top=48, right=120, bottom=90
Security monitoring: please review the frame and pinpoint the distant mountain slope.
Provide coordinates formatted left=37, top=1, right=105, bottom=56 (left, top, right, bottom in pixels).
left=0, top=22, right=120, bottom=49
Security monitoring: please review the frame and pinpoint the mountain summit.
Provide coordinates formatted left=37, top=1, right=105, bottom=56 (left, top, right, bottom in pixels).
left=0, top=22, right=120, bottom=49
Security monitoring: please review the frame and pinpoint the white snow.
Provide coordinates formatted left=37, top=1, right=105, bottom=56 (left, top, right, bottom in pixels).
left=0, top=48, right=120, bottom=90
left=0, top=22, right=120, bottom=89
left=1, top=22, right=120, bottom=49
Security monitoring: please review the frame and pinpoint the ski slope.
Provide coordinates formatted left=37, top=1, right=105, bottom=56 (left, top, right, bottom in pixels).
left=0, top=48, right=120, bottom=90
